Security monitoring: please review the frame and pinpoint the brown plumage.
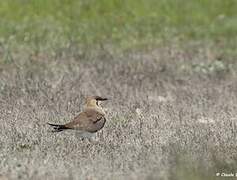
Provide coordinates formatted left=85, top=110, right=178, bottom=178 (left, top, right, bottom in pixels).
left=47, top=96, right=108, bottom=133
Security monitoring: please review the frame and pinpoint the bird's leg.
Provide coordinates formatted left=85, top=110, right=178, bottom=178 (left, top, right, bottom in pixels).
left=75, top=131, right=86, bottom=141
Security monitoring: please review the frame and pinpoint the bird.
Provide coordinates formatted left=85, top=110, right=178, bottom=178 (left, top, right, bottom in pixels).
left=47, top=96, right=108, bottom=136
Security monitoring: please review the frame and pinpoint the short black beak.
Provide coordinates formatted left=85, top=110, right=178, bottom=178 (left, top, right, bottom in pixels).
left=94, top=96, right=108, bottom=101
left=98, top=97, right=108, bottom=101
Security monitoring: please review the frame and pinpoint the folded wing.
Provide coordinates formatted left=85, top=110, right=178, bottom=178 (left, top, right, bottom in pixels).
left=64, top=108, right=106, bottom=132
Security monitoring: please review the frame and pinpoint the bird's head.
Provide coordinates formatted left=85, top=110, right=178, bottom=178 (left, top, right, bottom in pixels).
left=85, top=96, right=108, bottom=108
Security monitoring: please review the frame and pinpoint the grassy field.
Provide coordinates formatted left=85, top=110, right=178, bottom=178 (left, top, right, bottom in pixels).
left=0, top=0, right=237, bottom=180
left=0, top=0, right=237, bottom=52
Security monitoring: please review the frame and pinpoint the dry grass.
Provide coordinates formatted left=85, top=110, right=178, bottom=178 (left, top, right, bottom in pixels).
left=0, top=44, right=237, bottom=180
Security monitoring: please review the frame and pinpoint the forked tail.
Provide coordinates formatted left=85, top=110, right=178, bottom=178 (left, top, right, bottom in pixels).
left=47, top=123, right=70, bottom=132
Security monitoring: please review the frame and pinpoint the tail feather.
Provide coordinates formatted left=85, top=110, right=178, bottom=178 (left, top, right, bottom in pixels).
left=47, top=123, right=70, bottom=132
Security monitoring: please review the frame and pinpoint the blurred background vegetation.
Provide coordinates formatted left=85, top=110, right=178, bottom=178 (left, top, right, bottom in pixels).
left=0, top=0, right=236, bottom=53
